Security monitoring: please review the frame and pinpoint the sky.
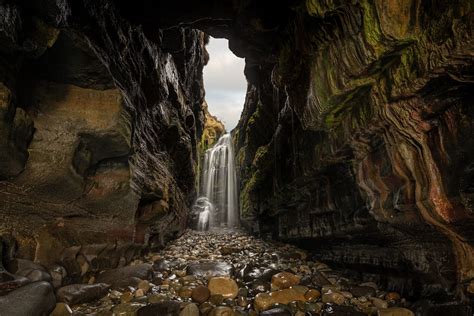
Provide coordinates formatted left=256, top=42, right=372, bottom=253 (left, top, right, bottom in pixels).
left=203, top=37, right=247, bottom=131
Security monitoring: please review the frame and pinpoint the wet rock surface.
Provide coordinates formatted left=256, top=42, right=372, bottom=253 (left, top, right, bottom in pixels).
left=0, top=281, right=56, bottom=316
left=64, top=230, right=434, bottom=315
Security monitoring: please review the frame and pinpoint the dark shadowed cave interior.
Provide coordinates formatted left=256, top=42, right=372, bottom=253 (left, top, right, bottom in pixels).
left=0, top=1, right=473, bottom=315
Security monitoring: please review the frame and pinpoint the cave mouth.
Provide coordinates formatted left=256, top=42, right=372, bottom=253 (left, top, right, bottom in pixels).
left=202, top=36, right=247, bottom=132
left=189, top=36, right=246, bottom=232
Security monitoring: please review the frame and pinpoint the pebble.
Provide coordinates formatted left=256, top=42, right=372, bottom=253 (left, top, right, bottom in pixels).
left=304, top=288, right=321, bottom=302
left=180, top=303, right=199, bottom=316
left=65, top=230, right=415, bottom=315
left=350, top=285, right=376, bottom=297
left=121, top=291, right=134, bottom=303
left=208, top=277, right=239, bottom=299
left=209, top=306, right=234, bottom=316
left=112, top=302, right=143, bottom=314
left=254, top=288, right=306, bottom=311
left=378, top=307, right=415, bottom=316
left=179, top=286, right=193, bottom=298
left=322, top=291, right=346, bottom=305
left=138, top=280, right=151, bottom=293
left=260, top=307, right=291, bottom=315
left=56, top=283, right=110, bottom=305
left=271, top=272, right=300, bottom=290
left=385, top=292, right=401, bottom=301
left=191, top=285, right=210, bottom=303
left=371, top=297, right=389, bottom=309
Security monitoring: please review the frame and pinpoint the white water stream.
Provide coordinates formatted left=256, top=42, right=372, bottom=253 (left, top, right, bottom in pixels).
left=195, top=134, right=239, bottom=230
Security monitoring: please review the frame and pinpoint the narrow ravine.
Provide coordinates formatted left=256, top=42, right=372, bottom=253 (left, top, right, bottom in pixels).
left=68, top=230, right=413, bottom=316
left=0, top=2, right=472, bottom=315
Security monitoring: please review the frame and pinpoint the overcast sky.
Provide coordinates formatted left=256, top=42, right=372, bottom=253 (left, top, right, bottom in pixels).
left=203, top=37, right=247, bottom=131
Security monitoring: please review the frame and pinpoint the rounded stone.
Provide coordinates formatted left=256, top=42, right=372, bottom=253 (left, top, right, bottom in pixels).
left=271, top=272, right=301, bottom=290
left=209, top=306, right=234, bottom=316
left=385, top=292, right=401, bottom=301
left=191, top=285, right=210, bottom=303
left=208, top=277, right=239, bottom=299
left=350, top=285, right=376, bottom=297
left=135, top=289, right=145, bottom=297
left=120, top=291, right=134, bottom=303
left=371, top=297, right=388, bottom=309
left=237, top=296, right=249, bottom=307
left=137, top=280, right=151, bottom=293
left=254, top=288, right=306, bottom=312
left=180, top=303, right=199, bottom=316
left=322, top=292, right=345, bottom=305
left=254, top=293, right=273, bottom=312
left=304, top=289, right=321, bottom=302
left=377, top=307, right=415, bottom=316
left=210, top=294, right=224, bottom=305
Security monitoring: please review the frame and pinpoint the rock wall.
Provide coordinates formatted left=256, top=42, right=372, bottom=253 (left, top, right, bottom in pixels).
left=199, top=100, right=226, bottom=153
left=0, top=1, right=208, bottom=273
left=234, top=0, right=474, bottom=300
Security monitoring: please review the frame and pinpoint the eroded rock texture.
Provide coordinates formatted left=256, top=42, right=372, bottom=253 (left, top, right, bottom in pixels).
left=0, top=1, right=208, bottom=275
left=234, top=0, right=474, bottom=301
left=0, top=0, right=472, bottom=304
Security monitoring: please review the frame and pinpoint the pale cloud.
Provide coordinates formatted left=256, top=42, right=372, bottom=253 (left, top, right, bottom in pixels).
left=203, top=37, right=246, bottom=131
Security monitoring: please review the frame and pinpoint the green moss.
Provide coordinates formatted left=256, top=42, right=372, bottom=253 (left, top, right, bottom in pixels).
left=305, top=0, right=347, bottom=17
left=239, top=144, right=273, bottom=218
left=323, top=84, right=373, bottom=133
left=360, top=0, right=386, bottom=57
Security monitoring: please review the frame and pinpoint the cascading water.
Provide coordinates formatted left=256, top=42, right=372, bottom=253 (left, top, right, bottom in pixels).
left=194, top=133, right=239, bottom=231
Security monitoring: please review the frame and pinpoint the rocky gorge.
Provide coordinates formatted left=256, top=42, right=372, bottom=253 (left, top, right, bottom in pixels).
left=0, top=0, right=473, bottom=315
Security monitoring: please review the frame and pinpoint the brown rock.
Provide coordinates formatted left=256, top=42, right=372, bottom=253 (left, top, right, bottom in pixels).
left=208, top=277, right=239, bottom=299
left=371, top=297, right=388, bottom=309
left=120, top=291, right=134, bottom=303
left=254, top=293, right=273, bottom=312
left=322, top=291, right=345, bottom=305
left=385, top=292, right=401, bottom=301
left=377, top=308, right=415, bottom=316
left=209, top=306, right=234, bottom=316
left=271, top=272, right=301, bottom=290
left=138, top=280, right=151, bottom=293
left=56, top=283, right=110, bottom=305
left=179, top=286, right=193, bottom=299
left=254, top=288, right=306, bottom=312
left=304, top=289, right=321, bottom=302
left=191, top=285, right=210, bottom=303
left=180, top=303, right=199, bottom=316
left=96, top=264, right=152, bottom=290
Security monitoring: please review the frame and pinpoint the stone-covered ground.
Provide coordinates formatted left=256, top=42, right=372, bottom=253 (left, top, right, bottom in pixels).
left=55, top=230, right=418, bottom=316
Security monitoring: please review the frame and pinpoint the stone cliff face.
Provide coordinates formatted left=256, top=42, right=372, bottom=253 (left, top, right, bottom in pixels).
left=0, top=0, right=472, bottom=304
left=0, top=1, right=208, bottom=274
left=199, top=100, right=225, bottom=153
left=234, top=0, right=474, bottom=301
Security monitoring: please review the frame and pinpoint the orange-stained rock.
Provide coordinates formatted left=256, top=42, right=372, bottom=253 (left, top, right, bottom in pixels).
left=208, top=277, right=239, bottom=299
left=271, top=272, right=301, bottom=290
left=254, top=288, right=306, bottom=312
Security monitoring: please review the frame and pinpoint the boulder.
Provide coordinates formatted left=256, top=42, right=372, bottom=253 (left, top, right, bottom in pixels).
left=56, top=283, right=110, bottom=305
left=0, top=281, right=56, bottom=316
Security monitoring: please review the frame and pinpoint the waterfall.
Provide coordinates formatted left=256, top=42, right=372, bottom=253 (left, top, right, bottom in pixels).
left=194, top=133, right=239, bottom=230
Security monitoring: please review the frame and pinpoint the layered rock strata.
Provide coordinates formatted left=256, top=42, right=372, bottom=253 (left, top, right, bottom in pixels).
left=0, top=1, right=208, bottom=277
left=234, top=0, right=474, bottom=301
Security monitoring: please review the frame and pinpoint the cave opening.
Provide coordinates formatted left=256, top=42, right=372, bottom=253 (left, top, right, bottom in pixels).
left=190, top=36, right=246, bottom=232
